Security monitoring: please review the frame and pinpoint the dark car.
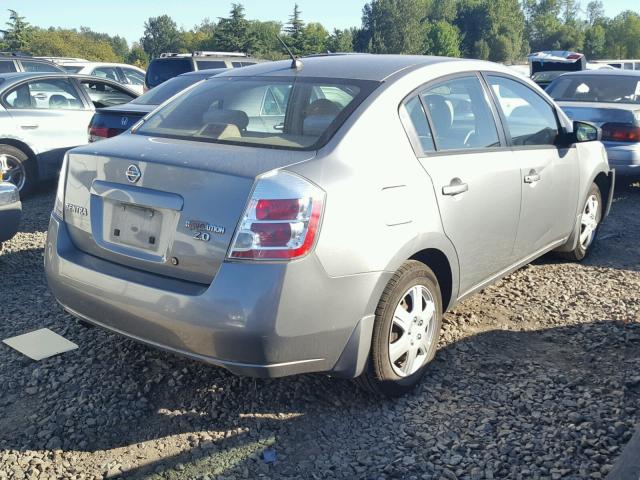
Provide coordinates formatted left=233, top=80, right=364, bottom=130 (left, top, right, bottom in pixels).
left=0, top=52, right=65, bottom=74
left=0, top=181, right=21, bottom=250
left=89, top=68, right=227, bottom=142
left=529, top=51, right=587, bottom=89
left=145, top=51, right=261, bottom=89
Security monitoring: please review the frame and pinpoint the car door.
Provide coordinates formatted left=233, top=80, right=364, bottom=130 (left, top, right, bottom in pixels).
left=401, top=74, right=521, bottom=295
left=484, top=74, right=579, bottom=259
left=3, top=77, right=93, bottom=171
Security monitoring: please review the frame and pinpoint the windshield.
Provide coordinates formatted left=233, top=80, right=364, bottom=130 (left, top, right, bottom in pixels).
left=134, top=76, right=379, bottom=150
left=547, top=75, right=640, bottom=103
left=131, top=74, right=208, bottom=106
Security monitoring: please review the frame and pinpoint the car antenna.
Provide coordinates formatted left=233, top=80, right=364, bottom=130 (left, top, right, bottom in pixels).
left=277, top=36, right=303, bottom=70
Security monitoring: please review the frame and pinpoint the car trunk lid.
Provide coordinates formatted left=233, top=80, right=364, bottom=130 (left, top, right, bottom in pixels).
left=63, top=133, right=315, bottom=284
left=558, top=101, right=640, bottom=127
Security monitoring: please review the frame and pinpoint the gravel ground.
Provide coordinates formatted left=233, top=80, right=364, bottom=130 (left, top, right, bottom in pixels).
left=0, top=180, right=639, bottom=480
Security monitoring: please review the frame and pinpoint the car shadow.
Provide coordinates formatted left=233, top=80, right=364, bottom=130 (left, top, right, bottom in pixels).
left=0, top=319, right=638, bottom=479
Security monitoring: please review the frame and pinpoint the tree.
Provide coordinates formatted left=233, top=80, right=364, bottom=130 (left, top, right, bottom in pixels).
left=363, top=0, right=429, bottom=54
left=248, top=20, right=283, bottom=59
left=285, top=4, right=306, bottom=55
left=431, top=0, right=458, bottom=22
left=586, top=1, right=605, bottom=25
left=141, top=15, right=181, bottom=59
left=1, top=10, right=32, bottom=51
left=584, top=24, right=606, bottom=59
left=301, top=23, right=329, bottom=54
left=214, top=3, right=255, bottom=52
left=326, top=28, right=355, bottom=53
left=425, top=20, right=461, bottom=56
left=28, top=28, right=120, bottom=61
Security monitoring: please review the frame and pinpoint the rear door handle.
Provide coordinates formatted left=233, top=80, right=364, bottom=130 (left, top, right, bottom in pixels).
left=524, top=170, right=541, bottom=183
left=20, top=124, right=39, bottom=130
left=33, top=93, right=47, bottom=100
left=442, top=179, right=469, bottom=196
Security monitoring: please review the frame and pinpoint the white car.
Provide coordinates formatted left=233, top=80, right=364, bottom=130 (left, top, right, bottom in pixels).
left=55, top=62, right=146, bottom=95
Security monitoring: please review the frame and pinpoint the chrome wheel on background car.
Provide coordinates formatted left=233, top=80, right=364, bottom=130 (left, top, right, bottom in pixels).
left=389, top=285, right=437, bottom=377
left=0, top=154, right=26, bottom=192
left=358, top=260, right=443, bottom=397
left=580, top=193, right=599, bottom=250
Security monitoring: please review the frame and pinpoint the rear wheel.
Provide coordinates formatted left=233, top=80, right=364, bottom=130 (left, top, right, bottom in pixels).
left=560, top=183, right=602, bottom=261
left=357, top=261, right=442, bottom=397
left=0, top=144, right=36, bottom=196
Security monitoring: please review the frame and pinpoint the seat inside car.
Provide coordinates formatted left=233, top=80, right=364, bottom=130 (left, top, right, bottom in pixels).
left=49, top=94, right=69, bottom=109
left=303, top=99, right=341, bottom=136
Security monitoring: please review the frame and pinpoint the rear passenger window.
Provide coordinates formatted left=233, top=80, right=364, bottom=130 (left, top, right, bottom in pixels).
left=420, top=76, right=500, bottom=151
left=0, top=60, right=16, bottom=73
left=400, top=96, right=435, bottom=153
left=196, top=60, right=226, bottom=69
left=487, top=76, right=559, bottom=146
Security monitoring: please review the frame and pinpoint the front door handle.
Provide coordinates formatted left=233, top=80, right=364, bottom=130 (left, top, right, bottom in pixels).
left=524, top=169, right=541, bottom=183
left=442, top=178, right=469, bottom=196
left=33, top=93, right=47, bottom=100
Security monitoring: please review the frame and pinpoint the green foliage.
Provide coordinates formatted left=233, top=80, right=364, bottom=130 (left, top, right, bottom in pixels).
left=214, top=3, right=255, bottom=52
left=141, top=15, right=181, bottom=59
left=326, top=28, right=355, bottom=53
left=1, top=9, right=33, bottom=51
left=424, top=20, right=461, bottom=57
left=584, top=24, right=606, bottom=59
left=363, top=0, right=430, bottom=55
left=28, top=28, right=120, bottom=61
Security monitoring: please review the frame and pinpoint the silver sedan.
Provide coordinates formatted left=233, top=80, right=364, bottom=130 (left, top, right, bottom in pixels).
left=0, top=72, right=138, bottom=194
left=46, top=54, right=614, bottom=396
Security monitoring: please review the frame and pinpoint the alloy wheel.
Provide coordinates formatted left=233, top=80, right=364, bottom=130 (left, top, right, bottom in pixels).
left=580, top=194, right=599, bottom=250
left=0, top=154, right=26, bottom=192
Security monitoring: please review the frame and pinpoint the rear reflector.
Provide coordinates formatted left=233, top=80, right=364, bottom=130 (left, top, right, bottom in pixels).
left=601, top=123, right=640, bottom=143
left=228, top=172, right=325, bottom=261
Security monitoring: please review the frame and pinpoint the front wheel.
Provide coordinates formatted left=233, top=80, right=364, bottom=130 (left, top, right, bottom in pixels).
left=357, top=260, right=442, bottom=397
left=561, top=183, right=603, bottom=261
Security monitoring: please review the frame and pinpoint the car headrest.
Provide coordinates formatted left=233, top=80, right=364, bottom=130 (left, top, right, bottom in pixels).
left=423, top=94, right=453, bottom=130
left=305, top=99, right=341, bottom=117
left=202, top=109, right=249, bottom=131
left=49, top=94, right=69, bottom=109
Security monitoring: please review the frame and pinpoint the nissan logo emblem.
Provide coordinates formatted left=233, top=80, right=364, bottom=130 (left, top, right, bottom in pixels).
left=126, top=164, right=141, bottom=183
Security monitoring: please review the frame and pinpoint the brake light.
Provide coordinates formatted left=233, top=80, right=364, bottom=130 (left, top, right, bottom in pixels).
left=88, top=125, right=122, bottom=142
left=601, top=123, right=640, bottom=143
left=228, top=172, right=324, bottom=260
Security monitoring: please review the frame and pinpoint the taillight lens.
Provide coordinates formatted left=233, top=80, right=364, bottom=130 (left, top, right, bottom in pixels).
left=53, top=154, right=69, bottom=219
left=601, top=123, right=640, bottom=142
left=88, top=125, right=121, bottom=142
left=228, top=171, right=325, bottom=261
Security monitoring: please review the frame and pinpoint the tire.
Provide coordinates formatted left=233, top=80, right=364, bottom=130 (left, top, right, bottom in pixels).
left=559, top=183, right=603, bottom=262
left=0, top=144, right=36, bottom=196
left=357, top=260, right=443, bottom=397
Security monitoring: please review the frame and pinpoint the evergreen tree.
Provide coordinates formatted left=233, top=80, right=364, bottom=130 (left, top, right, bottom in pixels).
left=1, top=10, right=32, bottom=51
left=214, top=3, right=255, bottom=52
left=140, top=15, right=181, bottom=58
left=285, top=4, right=306, bottom=55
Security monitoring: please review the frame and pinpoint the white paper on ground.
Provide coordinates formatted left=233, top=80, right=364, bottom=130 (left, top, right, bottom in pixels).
left=2, top=328, right=78, bottom=360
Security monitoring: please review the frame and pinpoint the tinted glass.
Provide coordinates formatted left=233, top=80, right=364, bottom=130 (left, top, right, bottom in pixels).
left=5, top=78, right=83, bottom=109
left=232, top=61, right=256, bottom=68
left=131, top=74, right=206, bottom=105
left=0, top=60, right=16, bottom=73
left=488, top=76, right=559, bottom=146
left=196, top=60, right=226, bottom=69
left=146, top=58, right=192, bottom=88
left=136, top=77, right=378, bottom=150
left=80, top=79, right=136, bottom=107
left=401, top=96, right=435, bottom=153
left=61, top=65, right=83, bottom=73
left=21, top=60, right=62, bottom=73
left=546, top=75, right=640, bottom=104
left=122, top=68, right=145, bottom=85
left=420, top=76, right=500, bottom=151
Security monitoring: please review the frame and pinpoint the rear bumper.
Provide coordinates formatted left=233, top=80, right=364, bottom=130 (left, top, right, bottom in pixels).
left=45, top=214, right=387, bottom=378
left=604, top=142, right=640, bottom=176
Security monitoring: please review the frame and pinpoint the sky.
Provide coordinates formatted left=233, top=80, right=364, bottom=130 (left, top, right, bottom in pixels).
left=3, top=0, right=640, bottom=45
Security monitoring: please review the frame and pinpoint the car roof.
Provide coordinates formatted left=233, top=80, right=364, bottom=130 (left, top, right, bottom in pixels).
left=557, top=69, right=640, bottom=77
left=178, top=68, right=229, bottom=77
left=214, top=54, right=465, bottom=81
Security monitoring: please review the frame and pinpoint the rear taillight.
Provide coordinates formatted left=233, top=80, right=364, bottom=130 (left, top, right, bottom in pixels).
left=54, top=154, right=69, bottom=219
left=88, top=125, right=121, bottom=142
left=228, top=171, right=324, bottom=261
left=601, top=123, right=640, bottom=142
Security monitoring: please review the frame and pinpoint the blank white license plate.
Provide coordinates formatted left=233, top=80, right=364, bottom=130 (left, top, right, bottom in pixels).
left=108, top=202, right=163, bottom=251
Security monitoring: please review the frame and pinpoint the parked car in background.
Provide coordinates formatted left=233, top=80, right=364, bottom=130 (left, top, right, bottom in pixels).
left=0, top=72, right=138, bottom=194
left=145, top=51, right=260, bottom=89
left=0, top=180, right=21, bottom=251
left=0, top=52, right=65, bottom=74
left=89, top=68, right=227, bottom=142
left=547, top=69, right=640, bottom=178
left=590, top=59, right=640, bottom=71
left=46, top=54, right=614, bottom=397
left=52, top=61, right=146, bottom=95
left=529, top=51, right=587, bottom=89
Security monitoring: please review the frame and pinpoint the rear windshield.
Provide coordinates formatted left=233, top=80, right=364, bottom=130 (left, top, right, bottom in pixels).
left=61, top=65, right=83, bottom=73
left=547, top=75, right=640, bottom=103
left=134, top=76, right=379, bottom=150
left=146, top=58, right=192, bottom=88
left=131, top=74, right=207, bottom=105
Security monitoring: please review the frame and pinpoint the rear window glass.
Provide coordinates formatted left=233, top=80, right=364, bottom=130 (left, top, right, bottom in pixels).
left=146, top=58, right=192, bottom=88
left=196, top=60, right=226, bottom=70
left=131, top=74, right=206, bottom=105
left=21, top=60, right=62, bottom=73
left=547, top=75, right=640, bottom=103
left=135, top=76, right=378, bottom=150
left=232, top=61, right=256, bottom=68
left=61, top=65, right=83, bottom=73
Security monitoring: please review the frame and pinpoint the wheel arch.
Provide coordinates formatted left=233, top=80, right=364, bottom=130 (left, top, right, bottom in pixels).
left=0, top=138, right=39, bottom=176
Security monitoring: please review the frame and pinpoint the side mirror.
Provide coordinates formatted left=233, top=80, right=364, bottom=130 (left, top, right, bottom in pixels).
left=572, top=121, right=602, bottom=143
